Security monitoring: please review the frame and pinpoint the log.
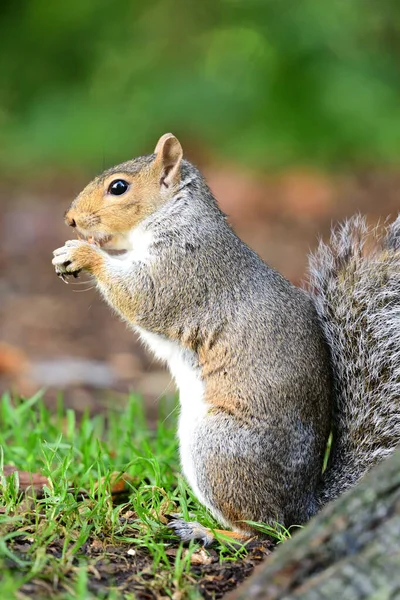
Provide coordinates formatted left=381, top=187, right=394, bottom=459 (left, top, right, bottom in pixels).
left=228, top=450, right=400, bottom=599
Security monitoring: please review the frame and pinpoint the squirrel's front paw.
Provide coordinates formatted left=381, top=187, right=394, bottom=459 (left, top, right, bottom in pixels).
left=52, top=240, right=102, bottom=282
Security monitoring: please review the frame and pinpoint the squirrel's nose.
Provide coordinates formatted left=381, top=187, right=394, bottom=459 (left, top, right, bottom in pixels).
left=66, top=216, right=77, bottom=228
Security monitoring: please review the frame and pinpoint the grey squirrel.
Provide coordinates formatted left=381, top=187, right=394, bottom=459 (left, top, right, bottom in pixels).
left=52, top=133, right=400, bottom=545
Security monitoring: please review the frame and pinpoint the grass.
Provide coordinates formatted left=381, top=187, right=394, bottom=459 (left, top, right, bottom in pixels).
left=0, top=392, right=278, bottom=599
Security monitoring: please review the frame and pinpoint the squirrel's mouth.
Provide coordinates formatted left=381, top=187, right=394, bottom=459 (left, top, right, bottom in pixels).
left=77, top=231, right=131, bottom=253
left=77, top=232, right=113, bottom=248
left=89, top=234, right=113, bottom=248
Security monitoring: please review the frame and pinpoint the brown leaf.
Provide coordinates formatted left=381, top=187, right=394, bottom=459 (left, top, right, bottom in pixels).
left=1, top=465, right=50, bottom=492
left=89, top=539, right=105, bottom=552
left=94, top=471, right=139, bottom=499
left=0, top=342, right=28, bottom=376
left=110, top=473, right=133, bottom=494
left=148, top=489, right=177, bottom=524
left=185, top=548, right=213, bottom=566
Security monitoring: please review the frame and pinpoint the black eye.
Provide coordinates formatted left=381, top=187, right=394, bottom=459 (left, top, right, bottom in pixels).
left=108, top=179, right=129, bottom=196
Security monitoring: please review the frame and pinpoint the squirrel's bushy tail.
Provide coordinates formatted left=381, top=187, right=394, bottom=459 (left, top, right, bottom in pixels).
left=308, top=214, right=400, bottom=505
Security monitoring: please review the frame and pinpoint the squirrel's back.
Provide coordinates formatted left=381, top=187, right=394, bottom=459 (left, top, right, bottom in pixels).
left=308, top=215, right=400, bottom=505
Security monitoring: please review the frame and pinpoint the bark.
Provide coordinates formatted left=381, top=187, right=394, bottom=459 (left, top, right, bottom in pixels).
left=228, top=450, right=400, bottom=600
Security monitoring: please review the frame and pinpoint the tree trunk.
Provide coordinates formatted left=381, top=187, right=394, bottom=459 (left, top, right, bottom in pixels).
left=228, top=450, right=400, bottom=600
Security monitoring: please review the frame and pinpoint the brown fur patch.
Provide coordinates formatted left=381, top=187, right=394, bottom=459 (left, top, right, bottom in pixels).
left=218, top=504, right=253, bottom=531
left=213, top=529, right=253, bottom=542
left=68, top=243, right=105, bottom=276
left=196, top=339, right=247, bottom=419
left=65, top=157, right=181, bottom=243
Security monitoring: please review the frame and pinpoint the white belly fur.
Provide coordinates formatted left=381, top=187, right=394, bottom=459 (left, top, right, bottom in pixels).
left=135, top=327, right=209, bottom=506
left=116, top=226, right=208, bottom=503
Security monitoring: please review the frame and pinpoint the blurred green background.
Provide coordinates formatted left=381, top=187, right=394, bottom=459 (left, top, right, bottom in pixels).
left=2, top=0, right=400, bottom=174
left=2, top=0, right=400, bottom=406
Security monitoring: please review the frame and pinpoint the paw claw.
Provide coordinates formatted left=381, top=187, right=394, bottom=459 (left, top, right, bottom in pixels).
left=52, top=239, right=97, bottom=280
left=168, top=518, right=215, bottom=547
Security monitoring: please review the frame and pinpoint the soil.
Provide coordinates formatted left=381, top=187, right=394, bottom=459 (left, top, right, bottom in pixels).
left=6, top=536, right=273, bottom=599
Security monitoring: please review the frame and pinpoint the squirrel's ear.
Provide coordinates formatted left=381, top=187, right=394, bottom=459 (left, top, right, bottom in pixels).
left=154, top=133, right=183, bottom=189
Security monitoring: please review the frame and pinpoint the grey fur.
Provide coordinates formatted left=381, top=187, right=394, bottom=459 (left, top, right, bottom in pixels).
left=308, top=215, right=400, bottom=505
left=91, top=157, right=332, bottom=528
left=59, top=152, right=400, bottom=533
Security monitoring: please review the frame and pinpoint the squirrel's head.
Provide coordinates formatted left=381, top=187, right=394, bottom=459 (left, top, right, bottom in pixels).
left=65, top=133, right=184, bottom=250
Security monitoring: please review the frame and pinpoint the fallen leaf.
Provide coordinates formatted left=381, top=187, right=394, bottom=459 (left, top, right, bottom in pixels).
left=185, top=548, right=213, bottom=566
left=89, top=539, right=104, bottom=552
left=109, top=472, right=134, bottom=495
left=120, top=509, right=136, bottom=520
left=1, top=465, right=50, bottom=492
left=93, top=472, right=142, bottom=504
left=0, top=342, right=28, bottom=376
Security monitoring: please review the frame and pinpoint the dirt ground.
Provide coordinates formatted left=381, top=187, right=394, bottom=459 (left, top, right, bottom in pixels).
left=1, top=164, right=399, bottom=415
left=6, top=535, right=273, bottom=599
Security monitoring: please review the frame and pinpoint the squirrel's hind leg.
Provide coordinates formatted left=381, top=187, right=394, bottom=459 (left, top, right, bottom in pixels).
left=168, top=518, right=252, bottom=547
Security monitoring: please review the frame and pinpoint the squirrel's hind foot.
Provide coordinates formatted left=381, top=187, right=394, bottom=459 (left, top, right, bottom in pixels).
left=168, top=518, right=215, bottom=546
left=168, top=517, right=252, bottom=547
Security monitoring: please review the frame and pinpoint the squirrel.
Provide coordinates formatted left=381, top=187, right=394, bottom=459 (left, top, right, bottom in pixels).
left=52, top=133, right=400, bottom=545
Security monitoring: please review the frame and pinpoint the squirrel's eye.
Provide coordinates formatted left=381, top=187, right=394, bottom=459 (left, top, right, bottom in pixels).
left=108, top=179, right=129, bottom=196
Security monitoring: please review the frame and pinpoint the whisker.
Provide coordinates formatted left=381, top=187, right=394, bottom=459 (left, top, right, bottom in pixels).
left=72, top=286, right=96, bottom=293
left=68, top=274, right=96, bottom=284
left=152, top=377, right=175, bottom=406
left=162, top=402, right=180, bottom=425
left=68, top=279, right=96, bottom=285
